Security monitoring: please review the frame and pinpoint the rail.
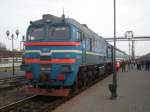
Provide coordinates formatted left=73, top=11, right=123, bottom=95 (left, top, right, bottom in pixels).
left=0, top=73, right=110, bottom=112
left=0, top=76, right=26, bottom=89
left=0, top=95, right=37, bottom=112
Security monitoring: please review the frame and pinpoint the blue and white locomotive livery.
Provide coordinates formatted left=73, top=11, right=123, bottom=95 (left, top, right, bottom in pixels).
left=23, top=14, right=128, bottom=96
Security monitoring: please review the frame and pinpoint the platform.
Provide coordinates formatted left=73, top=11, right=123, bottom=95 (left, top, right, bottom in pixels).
left=52, top=69, right=150, bottom=112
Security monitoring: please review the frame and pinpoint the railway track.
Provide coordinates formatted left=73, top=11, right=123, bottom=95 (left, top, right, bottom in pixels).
left=0, top=73, right=110, bottom=112
left=0, top=95, right=62, bottom=112
left=0, top=95, right=37, bottom=112
left=42, top=73, right=110, bottom=112
left=0, top=76, right=27, bottom=89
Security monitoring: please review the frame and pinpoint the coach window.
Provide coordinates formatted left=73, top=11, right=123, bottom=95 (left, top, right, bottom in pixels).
left=98, top=40, right=101, bottom=52
left=95, top=39, right=98, bottom=52
left=106, top=46, right=109, bottom=58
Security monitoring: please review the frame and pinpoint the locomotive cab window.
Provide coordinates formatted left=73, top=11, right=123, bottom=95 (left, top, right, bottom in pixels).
left=28, top=27, right=45, bottom=41
left=48, top=26, right=70, bottom=40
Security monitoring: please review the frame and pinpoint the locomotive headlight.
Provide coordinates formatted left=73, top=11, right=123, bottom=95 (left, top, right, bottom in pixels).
left=61, top=65, right=71, bottom=73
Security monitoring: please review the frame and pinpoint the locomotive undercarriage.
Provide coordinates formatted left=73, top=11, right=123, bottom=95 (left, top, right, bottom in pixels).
left=71, top=63, right=112, bottom=92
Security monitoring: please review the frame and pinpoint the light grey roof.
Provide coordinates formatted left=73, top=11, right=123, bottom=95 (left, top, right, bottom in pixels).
left=66, top=18, right=104, bottom=40
left=31, top=14, right=105, bottom=41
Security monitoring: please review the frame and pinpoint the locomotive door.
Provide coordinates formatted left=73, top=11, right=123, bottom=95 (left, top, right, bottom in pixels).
left=81, top=33, right=86, bottom=63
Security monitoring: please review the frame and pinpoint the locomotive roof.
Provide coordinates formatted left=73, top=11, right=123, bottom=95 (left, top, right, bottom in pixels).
left=31, top=14, right=105, bottom=41
left=29, top=14, right=128, bottom=56
left=65, top=18, right=105, bottom=40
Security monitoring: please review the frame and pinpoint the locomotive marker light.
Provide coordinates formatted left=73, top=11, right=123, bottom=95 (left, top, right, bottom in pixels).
left=109, top=0, right=117, bottom=99
left=6, top=29, right=19, bottom=76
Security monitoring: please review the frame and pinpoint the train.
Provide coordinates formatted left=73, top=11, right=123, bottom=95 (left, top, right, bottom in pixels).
left=23, top=14, right=128, bottom=96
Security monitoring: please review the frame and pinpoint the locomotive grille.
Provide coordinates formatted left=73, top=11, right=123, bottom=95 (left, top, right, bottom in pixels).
left=40, top=64, right=51, bottom=82
left=40, top=64, right=51, bottom=71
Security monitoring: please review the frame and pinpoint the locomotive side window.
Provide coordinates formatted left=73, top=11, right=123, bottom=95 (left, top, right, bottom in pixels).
left=92, top=38, right=95, bottom=52
left=90, top=38, right=92, bottom=51
left=95, top=39, right=98, bottom=52
left=48, top=26, right=69, bottom=40
left=29, top=27, right=45, bottom=41
left=86, top=38, right=91, bottom=51
left=77, top=31, right=82, bottom=41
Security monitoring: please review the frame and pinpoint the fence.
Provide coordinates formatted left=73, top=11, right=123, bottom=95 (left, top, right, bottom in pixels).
left=0, top=57, right=22, bottom=72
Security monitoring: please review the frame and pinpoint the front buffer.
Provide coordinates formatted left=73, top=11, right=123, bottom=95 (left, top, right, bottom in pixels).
left=24, top=86, right=71, bottom=96
left=24, top=59, right=80, bottom=96
left=24, top=64, right=79, bottom=96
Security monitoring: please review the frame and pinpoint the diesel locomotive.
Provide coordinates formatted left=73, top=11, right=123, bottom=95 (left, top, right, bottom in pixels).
left=23, top=14, right=128, bottom=96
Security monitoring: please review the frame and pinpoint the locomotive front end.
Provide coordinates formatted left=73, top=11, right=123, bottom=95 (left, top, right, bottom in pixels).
left=24, top=15, right=82, bottom=96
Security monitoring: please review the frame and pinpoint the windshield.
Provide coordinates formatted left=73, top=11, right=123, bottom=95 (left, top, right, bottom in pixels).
left=29, top=27, right=45, bottom=41
left=48, top=26, right=69, bottom=40
left=28, top=25, right=70, bottom=41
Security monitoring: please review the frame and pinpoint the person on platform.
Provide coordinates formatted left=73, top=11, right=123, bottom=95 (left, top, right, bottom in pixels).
left=145, top=60, right=150, bottom=71
left=148, top=61, right=150, bottom=71
left=116, top=61, right=120, bottom=72
left=141, top=61, right=145, bottom=69
left=137, top=61, right=141, bottom=70
left=121, top=61, right=126, bottom=72
left=128, top=60, right=131, bottom=71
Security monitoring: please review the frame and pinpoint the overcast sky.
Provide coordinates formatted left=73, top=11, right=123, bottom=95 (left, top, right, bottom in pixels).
left=0, top=0, right=150, bottom=56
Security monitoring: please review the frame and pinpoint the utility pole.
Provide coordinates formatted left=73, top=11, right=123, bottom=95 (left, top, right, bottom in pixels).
left=109, top=0, right=117, bottom=99
left=132, top=40, right=135, bottom=60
